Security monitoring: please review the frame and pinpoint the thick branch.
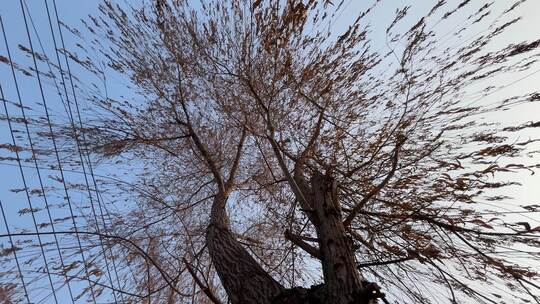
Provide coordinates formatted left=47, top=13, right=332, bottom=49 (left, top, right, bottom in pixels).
left=177, top=115, right=225, bottom=195
left=284, top=229, right=321, bottom=260
left=356, top=256, right=413, bottom=268
left=225, top=127, right=247, bottom=190
left=244, top=78, right=318, bottom=224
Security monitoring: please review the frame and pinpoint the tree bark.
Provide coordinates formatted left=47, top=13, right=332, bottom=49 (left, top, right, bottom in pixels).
left=205, top=177, right=375, bottom=304
left=310, top=172, right=364, bottom=304
left=206, top=192, right=284, bottom=304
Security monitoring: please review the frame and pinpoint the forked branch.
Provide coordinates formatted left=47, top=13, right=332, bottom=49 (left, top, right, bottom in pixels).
left=343, top=138, right=404, bottom=227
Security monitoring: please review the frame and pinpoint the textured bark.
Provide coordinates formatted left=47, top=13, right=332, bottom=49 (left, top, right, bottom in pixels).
left=310, top=172, right=364, bottom=304
left=205, top=177, right=375, bottom=304
left=206, top=193, right=284, bottom=304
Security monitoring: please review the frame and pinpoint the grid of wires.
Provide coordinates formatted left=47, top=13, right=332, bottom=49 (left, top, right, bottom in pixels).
left=0, top=0, right=125, bottom=302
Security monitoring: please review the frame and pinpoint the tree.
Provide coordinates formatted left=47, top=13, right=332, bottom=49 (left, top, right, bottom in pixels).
left=1, top=0, right=540, bottom=303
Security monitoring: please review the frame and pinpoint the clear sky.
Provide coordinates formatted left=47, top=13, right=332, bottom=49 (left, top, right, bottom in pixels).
left=0, top=0, right=539, bottom=303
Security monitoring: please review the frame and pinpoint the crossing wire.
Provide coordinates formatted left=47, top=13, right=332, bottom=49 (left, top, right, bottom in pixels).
left=18, top=0, right=80, bottom=302
left=29, top=0, right=122, bottom=300
left=0, top=15, right=60, bottom=304
left=47, top=0, right=124, bottom=301
left=20, top=0, right=118, bottom=302
left=0, top=200, right=31, bottom=302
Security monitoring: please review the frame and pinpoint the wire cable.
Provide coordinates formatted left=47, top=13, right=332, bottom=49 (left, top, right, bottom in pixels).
left=48, top=0, right=123, bottom=301
left=0, top=201, right=31, bottom=303
left=18, top=1, right=80, bottom=301
left=0, top=15, right=59, bottom=304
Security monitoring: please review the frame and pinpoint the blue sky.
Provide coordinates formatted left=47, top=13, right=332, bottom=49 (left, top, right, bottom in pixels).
left=0, top=1, right=115, bottom=302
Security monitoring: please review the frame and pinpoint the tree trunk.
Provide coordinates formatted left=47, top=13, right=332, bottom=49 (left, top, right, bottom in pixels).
left=309, top=172, right=365, bottom=304
left=205, top=180, right=374, bottom=304
left=206, top=192, right=284, bottom=304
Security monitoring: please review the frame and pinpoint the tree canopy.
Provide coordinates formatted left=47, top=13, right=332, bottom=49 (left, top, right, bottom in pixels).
left=1, top=0, right=539, bottom=303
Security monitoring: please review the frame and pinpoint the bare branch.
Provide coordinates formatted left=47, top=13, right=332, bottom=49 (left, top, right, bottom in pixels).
left=284, top=229, right=321, bottom=260
left=344, top=138, right=404, bottom=227
left=182, top=258, right=223, bottom=304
